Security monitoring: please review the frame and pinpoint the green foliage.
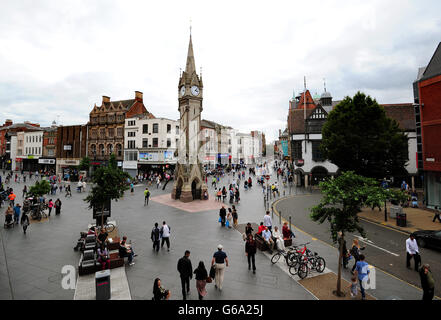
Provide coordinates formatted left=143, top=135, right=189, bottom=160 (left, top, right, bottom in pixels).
left=29, top=180, right=51, bottom=197
left=84, top=154, right=130, bottom=210
left=320, top=92, right=409, bottom=179
left=79, top=156, right=91, bottom=171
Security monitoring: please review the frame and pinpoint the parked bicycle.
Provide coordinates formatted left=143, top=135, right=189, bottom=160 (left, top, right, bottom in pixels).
left=294, top=251, right=326, bottom=279
left=271, top=247, right=298, bottom=266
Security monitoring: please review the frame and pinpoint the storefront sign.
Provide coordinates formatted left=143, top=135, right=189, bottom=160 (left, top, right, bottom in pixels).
left=27, top=155, right=35, bottom=159
left=58, top=159, right=79, bottom=166
left=295, top=159, right=305, bottom=167
left=123, top=161, right=138, bottom=169
left=281, top=140, right=289, bottom=157
left=139, top=152, right=159, bottom=162
left=38, top=158, right=55, bottom=164
left=164, top=151, right=174, bottom=160
left=426, top=158, right=435, bottom=162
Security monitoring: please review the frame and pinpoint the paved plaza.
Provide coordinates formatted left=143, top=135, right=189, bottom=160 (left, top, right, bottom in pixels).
left=0, top=167, right=438, bottom=300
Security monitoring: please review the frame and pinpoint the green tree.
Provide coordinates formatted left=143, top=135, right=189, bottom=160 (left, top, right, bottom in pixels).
left=321, top=92, right=409, bottom=179
left=310, top=171, right=394, bottom=297
left=84, top=154, right=130, bottom=227
left=79, top=156, right=91, bottom=171
left=29, top=180, right=51, bottom=197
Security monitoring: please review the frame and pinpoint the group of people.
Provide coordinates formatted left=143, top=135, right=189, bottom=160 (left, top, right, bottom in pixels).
left=254, top=211, right=295, bottom=254
left=218, top=205, right=239, bottom=228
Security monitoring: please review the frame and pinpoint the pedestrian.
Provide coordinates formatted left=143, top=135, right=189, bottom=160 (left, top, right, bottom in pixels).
left=348, top=275, right=358, bottom=299
left=193, top=261, right=208, bottom=300
left=13, top=203, right=21, bottom=224
left=160, top=221, right=171, bottom=251
left=8, top=192, right=16, bottom=207
left=245, top=222, right=254, bottom=238
left=338, top=232, right=349, bottom=269
left=21, top=212, right=29, bottom=234
left=232, top=205, right=238, bottom=227
left=177, top=250, right=193, bottom=300
left=263, top=210, right=272, bottom=232
left=419, top=264, right=435, bottom=301
left=153, top=278, right=170, bottom=301
left=144, top=188, right=150, bottom=206
left=48, top=199, right=53, bottom=216
left=22, top=185, right=27, bottom=198
left=217, top=189, right=222, bottom=201
left=211, top=244, right=228, bottom=291
left=406, top=234, right=421, bottom=271
left=350, top=239, right=365, bottom=273
left=235, top=188, right=240, bottom=203
left=151, top=222, right=161, bottom=252
left=55, top=198, right=62, bottom=215
left=432, top=206, right=441, bottom=223
left=355, top=254, right=370, bottom=300
left=226, top=208, right=233, bottom=228
left=245, top=234, right=257, bottom=273
left=273, top=226, right=285, bottom=251
left=219, top=206, right=226, bottom=227
left=130, top=182, right=134, bottom=195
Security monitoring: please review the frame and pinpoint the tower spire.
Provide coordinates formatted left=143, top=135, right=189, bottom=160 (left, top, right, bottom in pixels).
left=185, top=31, right=196, bottom=75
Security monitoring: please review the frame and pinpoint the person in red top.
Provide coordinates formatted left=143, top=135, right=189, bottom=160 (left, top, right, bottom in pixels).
left=8, top=192, right=16, bottom=206
left=282, top=221, right=295, bottom=239
left=257, top=222, right=265, bottom=235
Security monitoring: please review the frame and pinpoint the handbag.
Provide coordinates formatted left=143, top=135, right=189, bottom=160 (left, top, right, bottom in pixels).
left=218, top=217, right=222, bottom=223
left=226, top=220, right=230, bottom=227
left=206, top=276, right=212, bottom=283
left=209, top=266, right=216, bottom=279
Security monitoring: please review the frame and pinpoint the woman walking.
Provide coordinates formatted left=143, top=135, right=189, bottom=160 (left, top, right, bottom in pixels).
left=21, top=212, right=30, bottom=234
left=226, top=208, right=233, bottom=229
left=232, top=205, right=238, bottom=227
left=193, top=261, right=208, bottom=300
left=350, top=239, right=365, bottom=273
left=55, top=198, right=62, bottom=215
left=48, top=199, right=54, bottom=216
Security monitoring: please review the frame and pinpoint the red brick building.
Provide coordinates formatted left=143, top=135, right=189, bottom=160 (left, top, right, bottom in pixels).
left=414, top=42, right=441, bottom=207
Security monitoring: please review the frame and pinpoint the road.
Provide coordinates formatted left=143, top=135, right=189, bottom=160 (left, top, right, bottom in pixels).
left=275, top=191, right=441, bottom=298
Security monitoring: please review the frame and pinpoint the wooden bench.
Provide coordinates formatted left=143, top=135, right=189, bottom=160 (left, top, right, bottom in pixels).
left=109, top=250, right=124, bottom=269
left=284, top=238, right=292, bottom=247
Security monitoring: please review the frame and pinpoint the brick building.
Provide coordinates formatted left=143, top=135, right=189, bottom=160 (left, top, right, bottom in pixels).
left=55, top=125, right=88, bottom=179
left=413, top=42, right=441, bottom=208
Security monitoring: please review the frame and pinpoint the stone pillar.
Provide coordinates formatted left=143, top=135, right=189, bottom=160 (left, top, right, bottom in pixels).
left=304, top=174, right=309, bottom=188
left=411, top=176, right=415, bottom=192
left=331, top=175, right=334, bottom=180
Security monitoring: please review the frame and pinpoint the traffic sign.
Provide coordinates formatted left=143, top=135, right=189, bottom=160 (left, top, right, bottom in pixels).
left=265, top=175, right=270, bottom=180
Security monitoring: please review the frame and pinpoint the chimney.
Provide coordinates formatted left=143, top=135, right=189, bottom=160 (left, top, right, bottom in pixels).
left=102, top=96, right=110, bottom=103
left=5, top=119, right=13, bottom=126
left=135, top=91, right=143, bottom=102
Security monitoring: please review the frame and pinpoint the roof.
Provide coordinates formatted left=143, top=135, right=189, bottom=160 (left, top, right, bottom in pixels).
left=1, top=123, right=43, bottom=131
left=201, top=119, right=233, bottom=130
left=421, top=42, right=441, bottom=81
left=381, top=104, right=415, bottom=131
left=296, top=90, right=317, bottom=110
left=288, top=108, right=315, bottom=134
left=103, top=99, right=136, bottom=110
left=416, top=66, right=426, bottom=81
left=321, top=91, right=332, bottom=98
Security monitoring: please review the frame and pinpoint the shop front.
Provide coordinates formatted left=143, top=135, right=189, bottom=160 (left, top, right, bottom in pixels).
left=57, top=159, right=80, bottom=181
left=138, top=150, right=176, bottom=177
left=38, top=158, right=56, bottom=174
left=23, top=156, right=39, bottom=172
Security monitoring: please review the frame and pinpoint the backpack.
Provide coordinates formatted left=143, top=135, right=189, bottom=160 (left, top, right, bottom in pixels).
left=152, top=227, right=160, bottom=241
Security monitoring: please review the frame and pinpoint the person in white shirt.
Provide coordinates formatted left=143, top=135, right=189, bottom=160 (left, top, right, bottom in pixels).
left=406, top=234, right=420, bottom=271
left=161, top=221, right=171, bottom=251
left=263, top=211, right=273, bottom=232
left=272, top=226, right=285, bottom=252
left=262, top=227, right=274, bottom=253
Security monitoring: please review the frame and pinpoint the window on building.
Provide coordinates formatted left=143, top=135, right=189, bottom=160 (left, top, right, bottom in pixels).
left=116, top=144, right=122, bottom=157
left=176, top=126, right=179, bottom=135
left=99, top=144, right=105, bottom=156
left=293, top=141, right=302, bottom=160
left=128, top=131, right=136, bottom=137
left=142, top=138, right=148, bottom=148
left=128, top=140, right=136, bottom=149
left=153, top=123, right=159, bottom=133
left=143, top=124, right=148, bottom=134
left=39, top=135, right=42, bottom=142
left=167, top=138, right=171, bottom=148
left=101, top=116, right=107, bottom=123
left=91, top=144, right=96, bottom=156
left=124, top=150, right=138, bottom=161
left=167, top=124, right=171, bottom=133
left=311, top=141, right=324, bottom=162
left=108, top=115, right=115, bottom=123
left=91, top=130, right=97, bottom=139
left=48, top=149, right=54, bottom=156
left=128, top=120, right=136, bottom=126
left=153, top=138, right=158, bottom=148
left=108, top=128, right=114, bottom=138
left=107, top=144, right=113, bottom=155
left=100, top=129, right=106, bottom=139
left=117, top=128, right=123, bottom=137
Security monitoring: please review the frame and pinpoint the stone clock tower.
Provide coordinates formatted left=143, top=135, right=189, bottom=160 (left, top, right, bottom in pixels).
left=171, top=34, right=208, bottom=202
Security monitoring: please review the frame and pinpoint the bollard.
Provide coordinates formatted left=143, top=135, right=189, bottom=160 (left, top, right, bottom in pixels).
left=279, top=210, right=282, bottom=224
left=271, top=204, right=274, bottom=218
left=283, top=190, right=285, bottom=197
left=289, top=216, right=292, bottom=232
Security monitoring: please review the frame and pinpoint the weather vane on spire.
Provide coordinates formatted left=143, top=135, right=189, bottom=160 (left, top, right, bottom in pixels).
left=323, top=78, right=327, bottom=92
left=190, top=18, right=192, bottom=35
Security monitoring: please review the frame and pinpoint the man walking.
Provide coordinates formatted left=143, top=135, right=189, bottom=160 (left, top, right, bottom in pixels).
left=355, top=254, right=370, bottom=300
left=219, top=206, right=227, bottom=227
left=211, top=244, right=229, bottom=291
left=263, top=210, right=272, bottom=232
left=177, top=250, right=193, bottom=300
left=419, top=264, right=435, bottom=301
left=13, top=203, right=21, bottom=224
left=160, top=221, right=171, bottom=251
left=245, top=234, right=257, bottom=273
left=151, top=222, right=161, bottom=252
left=144, top=187, right=150, bottom=206
left=433, top=206, right=441, bottom=223
left=406, top=234, right=420, bottom=271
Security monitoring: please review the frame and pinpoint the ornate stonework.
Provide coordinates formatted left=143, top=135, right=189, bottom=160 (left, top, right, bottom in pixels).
left=171, top=35, right=208, bottom=202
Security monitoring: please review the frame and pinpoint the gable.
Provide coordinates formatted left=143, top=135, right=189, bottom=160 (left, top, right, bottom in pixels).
left=422, top=42, right=441, bottom=81
left=307, top=106, right=328, bottom=120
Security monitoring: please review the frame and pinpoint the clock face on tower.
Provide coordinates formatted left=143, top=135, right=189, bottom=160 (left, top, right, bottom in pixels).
left=191, top=86, right=200, bottom=96
left=180, top=86, right=186, bottom=97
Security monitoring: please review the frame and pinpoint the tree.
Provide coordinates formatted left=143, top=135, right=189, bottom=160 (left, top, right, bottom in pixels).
left=29, top=180, right=51, bottom=197
left=79, top=156, right=91, bottom=171
left=321, top=92, right=409, bottom=179
left=310, top=171, right=396, bottom=297
left=84, top=154, right=130, bottom=227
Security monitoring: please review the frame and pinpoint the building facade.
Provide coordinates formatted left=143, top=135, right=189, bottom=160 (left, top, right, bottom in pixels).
left=413, top=42, right=441, bottom=208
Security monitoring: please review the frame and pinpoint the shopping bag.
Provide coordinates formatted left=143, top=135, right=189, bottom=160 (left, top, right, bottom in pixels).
left=226, top=220, right=230, bottom=227
left=209, top=266, right=216, bottom=279
left=218, top=217, right=222, bottom=223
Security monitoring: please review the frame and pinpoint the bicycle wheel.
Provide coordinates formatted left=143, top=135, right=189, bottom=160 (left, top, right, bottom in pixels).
left=315, top=257, right=326, bottom=273
left=288, top=264, right=298, bottom=276
left=105, top=223, right=115, bottom=233
left=298, top=263, right=308, bottom=279
left=271, top=252, right=281, bottom=264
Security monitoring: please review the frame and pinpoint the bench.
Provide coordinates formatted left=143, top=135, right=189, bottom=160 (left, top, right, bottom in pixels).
left=109, top=250, right=124, bottom=269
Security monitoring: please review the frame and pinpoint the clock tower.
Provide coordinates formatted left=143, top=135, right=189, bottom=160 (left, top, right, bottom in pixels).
left=171, top=33, right=208, bottom=202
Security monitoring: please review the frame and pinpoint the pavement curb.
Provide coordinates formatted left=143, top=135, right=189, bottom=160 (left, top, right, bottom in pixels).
left=358, top=216, right=412, bottom=235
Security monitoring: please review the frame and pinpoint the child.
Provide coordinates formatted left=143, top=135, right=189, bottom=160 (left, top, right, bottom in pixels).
left=348, top=275, right=358, bottom=298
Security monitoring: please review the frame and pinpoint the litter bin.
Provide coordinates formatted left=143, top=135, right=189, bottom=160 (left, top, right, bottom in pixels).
left=396, top=213, right=407, bottom=227
left=95, top=269, right=111, bottom=300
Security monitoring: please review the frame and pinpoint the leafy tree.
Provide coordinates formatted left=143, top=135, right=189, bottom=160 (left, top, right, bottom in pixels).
left=84, top=154, right=130, bottom=227
left=79, top=156, right=91, bottom=171
left=321, top=92, right=409, bottom=179
left=310, top=171, right=395, bottom=297
left=29, top=180, right=51, bottom=197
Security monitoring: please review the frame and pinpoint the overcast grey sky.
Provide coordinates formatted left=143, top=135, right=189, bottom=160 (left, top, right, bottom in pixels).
left=0, top=0, right=440, bottom=142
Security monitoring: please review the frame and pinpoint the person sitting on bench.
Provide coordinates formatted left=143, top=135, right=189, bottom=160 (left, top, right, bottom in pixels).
left=119, top=236, right=136, bottom=266
left=97, top=228, right=108, bottom=246
left=262, top=227, right=274, bottom=254
left=97, top=243, right=110, bottom=270
left=282, top=221, right=295, bottom=240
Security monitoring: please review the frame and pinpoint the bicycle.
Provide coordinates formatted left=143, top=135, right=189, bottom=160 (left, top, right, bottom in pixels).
left=287, top=242, right=311, bottom=275
left=271, top=247, right=298, bottom=266
left=103, top=222, right=115, bottom=233
left=296, top=252, right=326, bottom=279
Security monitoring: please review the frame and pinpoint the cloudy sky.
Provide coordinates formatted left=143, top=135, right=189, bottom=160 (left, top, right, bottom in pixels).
left=0, top=0, right=440, bottom=142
